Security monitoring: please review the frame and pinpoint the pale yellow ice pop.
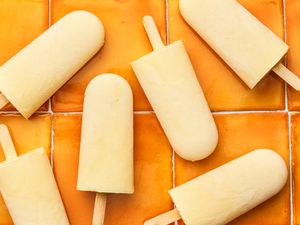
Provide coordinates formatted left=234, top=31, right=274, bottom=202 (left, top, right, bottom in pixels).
left=131, top=16, right=218, bottom=161
left=0, top=124, right=69, bottom=225
left=77, top=74, right=134, bottom=225
left=144, top=149, right=288, bottom=225
left=179, top=0, right=300, bottom=90
left=0, top=10, right=105, bottom=118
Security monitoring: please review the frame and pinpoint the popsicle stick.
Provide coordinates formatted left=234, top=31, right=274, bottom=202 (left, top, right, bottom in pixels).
left=144, top=209, right=182, bottom=225
left=93, top=193, right=107, bottom=225
left=143, top=15, right=165, bottom=51
left=273, top=63, right=300, bottom=91
left=0, top=124, right=17, bottom=160
left=0, top=93, right=9, bottom=110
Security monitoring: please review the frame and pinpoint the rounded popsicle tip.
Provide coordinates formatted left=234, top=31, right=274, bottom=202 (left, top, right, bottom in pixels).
left=60, top=10, right=105, bottom=52
left=250, top=149, right=288, bottom=190
left=84, top=74, right=133, bottom=115
left=85, top=73, right=132, bottom=98
left=174, top=122, right=218, bottom=162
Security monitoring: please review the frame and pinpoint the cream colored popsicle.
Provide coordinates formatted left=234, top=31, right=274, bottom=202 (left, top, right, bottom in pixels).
left=145, top=149, right=288, bottom=225
left=0, top=125, right=69, bottom=225
left=0, top=10, right=105, bottom=118
left=179, top=0, right=300, bottom=90
left=131, top=16, right=218, bottom=161
left=77, top=74, right=134, bottom=225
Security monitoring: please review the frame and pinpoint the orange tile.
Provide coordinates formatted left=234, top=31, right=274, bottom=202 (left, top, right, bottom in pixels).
left=53, top=113, right=173, bottom=225
left=175, top=113, right=290, bottom=225
left=292, top=114, right=300, bottom=225
left=0, top=0, right=49, bottom=112
left=0, top=114, right=51, bottom=225
left=51, top=0, right=166, bottom=112
left=286, top=0, right=300, bottom=110
left=169, top=0, right=285, bottom=111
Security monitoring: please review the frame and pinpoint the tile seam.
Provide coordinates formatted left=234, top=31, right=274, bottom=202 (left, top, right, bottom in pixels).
left=165, top=2, right=178, bottom=224
left=1, top=110, right=299, bottom=115
left=48, top=0, right=54, bottom=169
left=283, top=0, right=288, bottom=112
left=288, top=112, right=294, bottom=225
left=282, top=0, right=293, bottom=223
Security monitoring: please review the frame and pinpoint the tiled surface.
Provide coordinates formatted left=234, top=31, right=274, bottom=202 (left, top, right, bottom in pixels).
left=286, top=0, right=300, bottom=110
left=53, top=114, right=173, bottom=225
left=0, top=0, right=49, bottom=111
left=51, top=0, right=166, bottom=112
left=0, top=114, right=51, bottom=225
left=0, top=0, right=299, bottom=225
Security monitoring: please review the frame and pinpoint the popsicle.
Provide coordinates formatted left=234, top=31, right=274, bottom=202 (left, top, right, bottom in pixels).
left=131, top=16, right=218, bottom=161
left=0, top=124, right=69, bottom=225
left=179, top=0, right=300, bottom=90
left=77, top=74, right=134, bottom=225
left=0, top=10, right=105, bottom=118
left=144, top=149, right=288, bottom=225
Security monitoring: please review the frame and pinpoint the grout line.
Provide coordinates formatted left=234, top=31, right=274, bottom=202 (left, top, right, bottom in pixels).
left=165, top=1, right=178, bottom=224
left=285, top=82, right=288, bottom=112
left=282, top=0, right=293, bottom=224
left=50, top=111, right=155, bottom=115
left=0, top=111, right=51, bottom=115
left=48, top=0, right=55, bottom=169
left=3, top=109, right=300, bottom=116
left=50, top=113, right=54, bottom=168
left=172, top=151, right=178, bottom=225
left=283, top=0, right=289, bottom=113
left=211, top=110, right=287, bottom=115
left=288, top=112, right=294, bottom=225
left=166, top=0, right=169, bottom=45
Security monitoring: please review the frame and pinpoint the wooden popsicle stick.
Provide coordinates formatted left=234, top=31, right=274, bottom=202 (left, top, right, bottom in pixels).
left=144, top=209, right=182, bottom=225
left=0, top=124, right=17, bottom=160
left=143, top=15, right=165, bottom=51
left=0, top=93, right=9, bottom=110
left=92, top=193, right=107, bottom=225
left=272, top=63, right=300, bottom=91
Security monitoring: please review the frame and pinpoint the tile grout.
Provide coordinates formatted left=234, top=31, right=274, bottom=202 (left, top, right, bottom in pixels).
left=48, top=0, right=55, bottom=169
left=288, top=112, right=294, bottom=225
left=282, top=0, right=294, bottom=224
left=3, top=110, right=300, bottom=115
left=165, top=2, right=178, bottom=223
